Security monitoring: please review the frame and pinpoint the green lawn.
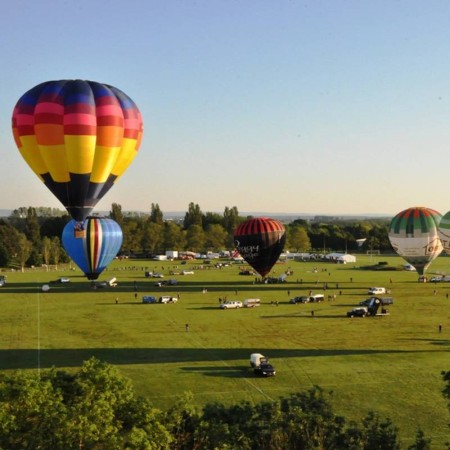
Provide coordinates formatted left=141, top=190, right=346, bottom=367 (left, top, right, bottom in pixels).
left=0, top=254, right=449, bottom=448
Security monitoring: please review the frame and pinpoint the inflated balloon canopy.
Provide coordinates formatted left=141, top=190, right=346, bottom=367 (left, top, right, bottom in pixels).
left=12, top=80, right=143, bottom=222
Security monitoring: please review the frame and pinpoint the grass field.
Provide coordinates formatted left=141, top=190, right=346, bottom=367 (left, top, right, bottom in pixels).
left=0, top=254, right=449, bottom=448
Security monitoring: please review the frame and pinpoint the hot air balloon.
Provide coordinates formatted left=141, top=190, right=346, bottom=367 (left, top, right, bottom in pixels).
left=234, top=217, right=286, bottom=278
left=12, top=80, right=143, bottom=222
left=438, top=211, right=450, bottom=253
left=388, top=207, right=443, bottom=276
left=62, top=216, right=123, bottom=280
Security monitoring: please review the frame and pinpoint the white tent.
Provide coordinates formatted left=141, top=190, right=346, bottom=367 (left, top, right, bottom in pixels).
left=326, top=253, right=356, bottom=264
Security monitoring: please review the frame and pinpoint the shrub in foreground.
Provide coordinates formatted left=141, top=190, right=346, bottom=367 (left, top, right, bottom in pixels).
left=0, top=359, right=446, bottom=449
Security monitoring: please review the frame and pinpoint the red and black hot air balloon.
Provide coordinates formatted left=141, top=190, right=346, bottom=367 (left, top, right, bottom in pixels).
left=234, top=217, right=286, bottom=278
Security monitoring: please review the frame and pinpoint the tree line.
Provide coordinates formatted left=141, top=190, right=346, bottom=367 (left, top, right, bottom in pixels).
left=0, top=357, right=446, bottom=449
left=0, top=203, right=392, bottom=270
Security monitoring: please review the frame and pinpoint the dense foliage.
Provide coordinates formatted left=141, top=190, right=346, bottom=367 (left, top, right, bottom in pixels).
left=0, top=358, right=445, bottom=449
left=0, top=204, right=392, bottom=271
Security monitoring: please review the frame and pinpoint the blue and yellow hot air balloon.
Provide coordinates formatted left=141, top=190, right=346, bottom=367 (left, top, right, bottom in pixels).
left=233, top=217, right=286, bottom=278
left=12, top=80, right=143, bottom=222
left=388, top=207, right=443, bottom=276
left=62, top=216, right=123, bottom=280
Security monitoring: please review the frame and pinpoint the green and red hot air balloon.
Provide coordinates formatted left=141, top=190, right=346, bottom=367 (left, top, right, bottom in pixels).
left=388, top=206, right=443, bottom=276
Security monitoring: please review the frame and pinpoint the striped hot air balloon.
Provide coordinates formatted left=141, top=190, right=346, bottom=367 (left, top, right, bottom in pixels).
left=62, top=216, right=123, bottom=280
left=388, top=207, right=443, bottom=275
left=233, top=217, right=286, bottom=278
left=12, top=80, right=143, bottom=222
left=438, top=211, right=450, bottom=253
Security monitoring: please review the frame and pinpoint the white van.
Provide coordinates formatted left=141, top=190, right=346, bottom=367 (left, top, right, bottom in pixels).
left=250, top=353, right=266, bottom=367
left=244, top=298, right=261, bottom=308
left=220, top=300, right=242, bottom=309
left=159, top=296, right=178, bottom=304
left=368, top=287, right=386, bottom=295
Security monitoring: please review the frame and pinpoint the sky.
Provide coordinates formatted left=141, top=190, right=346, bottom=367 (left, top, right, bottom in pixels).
left=2, top=0, right=450, bottom=217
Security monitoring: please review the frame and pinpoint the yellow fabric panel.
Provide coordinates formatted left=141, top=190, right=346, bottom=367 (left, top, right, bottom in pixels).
left=40, top=144, right=70, bottom=182
left=19, top=135, right=48, bottom=178
left=65, top=135, right=96, bottom=174
left=91, top=146, right=120, bottom=183
left=110, top=138, right=139, bottom=177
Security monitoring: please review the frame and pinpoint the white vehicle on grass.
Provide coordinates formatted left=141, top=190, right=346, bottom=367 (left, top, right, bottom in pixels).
left=159, top=296, right=178, bottom=304
left=220, top=300, right=242, bottom=309
left=250, top=353, right=266, bottom=367
left=244, top=298, right=261, bottom=308
left=368, top=287, right=386, bottom=295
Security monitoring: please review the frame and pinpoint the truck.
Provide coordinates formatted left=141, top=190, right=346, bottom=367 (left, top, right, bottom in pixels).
left=249, top=353, right=276, bottom=377
left=359, top=296, right=393, bottom=306
left=347, top=297, right=389, bottom=317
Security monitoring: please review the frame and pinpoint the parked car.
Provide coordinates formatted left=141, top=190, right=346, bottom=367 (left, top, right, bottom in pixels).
left=51, top=277, right=70, bottom=284
left=220, top=300, right=242, bottom=309
left=290, top=294, right=324, bottom=304
left=429, top=276, right=442, bottom=282
left=290, top=296, right=309, bottom=304
left=254, top=361, right=276, bottom=377
left=142, top=296, right=157, bottom=304
left=347, top=307, right=368, bottom=317
left=159, top=296, right=178, bottom=304
left=368, top=287, right=386, bottom=295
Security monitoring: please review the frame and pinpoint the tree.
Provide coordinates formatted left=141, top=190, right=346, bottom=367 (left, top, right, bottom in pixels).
left=41, top=236, right=52, bottom=270
left=223, top=206, right=240, bottom=232
left=223, top=206, right=241, bottom=248
left=204, top=224, right=228, bottom=251
left=121, top=220, right=142, bottom=254
left=109, top=203, right=124, bottom=227
left=141, top=222, right=164, bottom=255
left=50, top=236, right=62, bottom=269
left=40, top=215, right=70, bottom=239
left=164, top=222, right=186, bottom=251
left=287, top=225, right=311, bottom=252
left=24, top=207, right=41, bottom=244
left=183, top=203, right=203, bottom=229
left=186, top=224, right=205, bottom=252
left=149, top=203, right=164, bottom=225
left=17, top=233, right=32, bottom=272
left=0, top=358, right=172, bottom=449
left=407, top=429, right=432, bottom=450
left=0, top=219, right=22, bottom=265
left=164, top=392, right=201, bottom=450
left=203, top=212, right=222, bottom=228
left=361, top=411, right=400, bottom=450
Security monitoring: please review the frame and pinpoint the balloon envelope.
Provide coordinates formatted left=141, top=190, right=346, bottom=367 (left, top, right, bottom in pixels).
left=438, top=211, right=450, bottom=253
left=233, top=217, right=286, bottom=277
left=388, top=207, right=443, bottom=275
left=12, top=80, right=143, bottom=222
left=62, top=217, right=123, bottom=280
